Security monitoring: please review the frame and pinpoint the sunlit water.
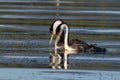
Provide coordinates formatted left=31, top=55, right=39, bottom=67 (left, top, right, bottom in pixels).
left=0, top=0, right=120, bottom=80
left=0, top=68, right=120, bottom=80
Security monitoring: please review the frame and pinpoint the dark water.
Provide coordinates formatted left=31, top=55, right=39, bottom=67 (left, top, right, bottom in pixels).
left=0, top=0, right=120, bottom=79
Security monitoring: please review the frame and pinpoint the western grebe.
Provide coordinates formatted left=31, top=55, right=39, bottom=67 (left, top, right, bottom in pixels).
left=49, top=20, right=89, bottom=53
left=49, top=20, right=106, bottom=54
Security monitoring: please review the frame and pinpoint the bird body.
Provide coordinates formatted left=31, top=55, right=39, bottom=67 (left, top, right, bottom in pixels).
left=69, top=39, right=89, bottom=52
left=58, top=24, right=90, bottom=53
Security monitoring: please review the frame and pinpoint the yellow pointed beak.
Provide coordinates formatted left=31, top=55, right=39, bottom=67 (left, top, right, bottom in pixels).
left=49, top=34, right=54, bottom=45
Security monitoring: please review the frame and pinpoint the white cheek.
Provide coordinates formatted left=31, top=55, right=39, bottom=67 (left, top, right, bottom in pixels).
left=53, top=21, right=62, bottom=31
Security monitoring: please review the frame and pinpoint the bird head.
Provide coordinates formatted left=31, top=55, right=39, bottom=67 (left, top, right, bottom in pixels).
left=49, top=19, right=63, bottom=45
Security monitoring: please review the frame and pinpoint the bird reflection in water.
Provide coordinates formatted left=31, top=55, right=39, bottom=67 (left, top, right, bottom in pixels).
left=49, top=49, right=69, bottom=69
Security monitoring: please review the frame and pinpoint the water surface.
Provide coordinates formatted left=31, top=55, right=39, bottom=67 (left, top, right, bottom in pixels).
left=0, top=0, right=120, bottom=79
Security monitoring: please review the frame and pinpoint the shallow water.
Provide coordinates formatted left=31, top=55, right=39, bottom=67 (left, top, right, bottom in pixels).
left=0, top=0, right=120, bottom=79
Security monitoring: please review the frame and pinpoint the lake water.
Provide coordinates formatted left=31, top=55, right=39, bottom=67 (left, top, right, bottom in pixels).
left=0, top=0, right=120, bottom=80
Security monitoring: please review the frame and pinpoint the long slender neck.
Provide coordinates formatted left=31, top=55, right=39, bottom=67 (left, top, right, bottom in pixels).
left=55, top=24, right=69, bottom=49
left=64, top=25, right=69, bottom=49
left=55, top=31, right=64, bottom=48
left=55, top=35, right=60, bottom=48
